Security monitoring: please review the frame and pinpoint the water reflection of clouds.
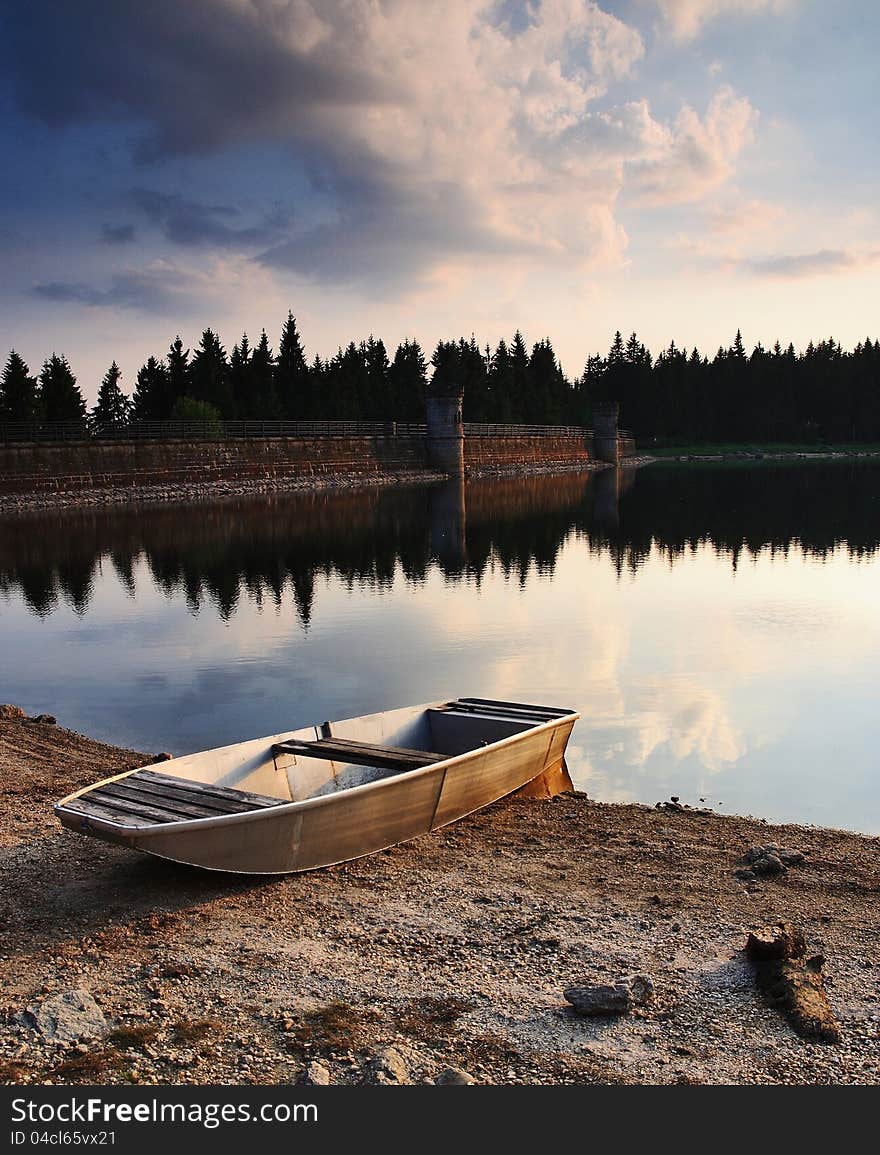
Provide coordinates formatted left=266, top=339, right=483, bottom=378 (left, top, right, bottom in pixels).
left=3, top=466, right=880, bottom=831
left=606, top=679, right=742, bottom=771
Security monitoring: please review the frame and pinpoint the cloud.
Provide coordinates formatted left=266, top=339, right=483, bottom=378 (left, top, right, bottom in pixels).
left=747, top=248, right=880, bottom=279
left=646, top=0, right=794, bottom=41
left=706, top=198, right=783, bottom=236
left=101, top=224, right=136, bottom=245
left=131, top=189, right=288, bottom=249
left=0, top=0, right=381, bottom=157
left=2, top=2, right=759, bottom=289
left=620, top=86, right=758, bottom=204
left=30, top=262, right=215, bottom=314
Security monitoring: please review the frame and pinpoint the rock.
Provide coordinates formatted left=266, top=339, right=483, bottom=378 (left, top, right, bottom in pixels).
left=630, top=974, right=655, bottom=1006
left=1, top=705, right=56, bottom=724
left=302, top=1060, right=331, bottom=1086
left=744, top=843, right=804, bottom=872
left=778, top=848, right=806, bottom=866
left=16, top=989, right=110, bottom=1042
left=564, top=983, right=633, bottom=1016
left=756, top=853, right=787, bottom=876
left=435, top=1066, right=475, bottom=1085
left=744, top=845, right=769, bottom=864
left=365, top=1045, right=411, bottom=1085
left=735, top=868, right=757, bottom=882
left=742, top=847, right=787, bottom=877
left=151, top=752, right=173, bottom=763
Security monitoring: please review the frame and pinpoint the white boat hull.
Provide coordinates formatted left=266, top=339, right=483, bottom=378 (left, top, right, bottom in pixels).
left=55, top=699, right=578, bottom=874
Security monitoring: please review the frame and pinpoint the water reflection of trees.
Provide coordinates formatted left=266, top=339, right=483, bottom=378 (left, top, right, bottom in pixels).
left=0, top=460, right=877, bottom=621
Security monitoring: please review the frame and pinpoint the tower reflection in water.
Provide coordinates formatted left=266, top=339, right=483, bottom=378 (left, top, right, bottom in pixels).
left=0, top=460, right=877, bottom=621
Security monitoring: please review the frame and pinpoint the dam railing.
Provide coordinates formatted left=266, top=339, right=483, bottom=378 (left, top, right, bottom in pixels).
left=0, top=419, right=634, bottom=443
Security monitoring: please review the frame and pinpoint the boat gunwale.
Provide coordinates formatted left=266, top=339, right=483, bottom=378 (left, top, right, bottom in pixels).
left=54, top=708, right=580, bottom=839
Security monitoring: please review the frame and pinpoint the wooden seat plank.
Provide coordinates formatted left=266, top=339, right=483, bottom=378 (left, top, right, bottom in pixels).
left=135, top=770, right=284, bottom=808
left=274, top=738, right=444, bottom=771
left=64, top=796, right=160, bottom=828
left=318, top=737, right=445, bottom=762
left=90, top=781, right=228, bottom=821
left=115, top=775, right=267, bottom=815
left=84, top=788, right=195, bottom=825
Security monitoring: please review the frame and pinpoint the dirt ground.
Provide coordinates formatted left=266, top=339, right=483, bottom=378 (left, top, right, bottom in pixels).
left=1, top=715, right=878, bottom=1086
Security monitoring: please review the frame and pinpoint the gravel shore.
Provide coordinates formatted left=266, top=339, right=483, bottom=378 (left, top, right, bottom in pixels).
left=1, top=715, right=878, bottom=1086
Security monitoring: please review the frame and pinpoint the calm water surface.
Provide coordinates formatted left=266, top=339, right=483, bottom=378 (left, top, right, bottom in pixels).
left=2, top=460, right=878, bottom=833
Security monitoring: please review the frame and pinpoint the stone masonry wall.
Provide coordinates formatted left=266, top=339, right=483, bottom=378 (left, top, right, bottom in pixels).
left=464, top=434, right=592, bottom=472
left=0, top=436, right=428, bottom=496
left=0, top=430, right=637, bottom=496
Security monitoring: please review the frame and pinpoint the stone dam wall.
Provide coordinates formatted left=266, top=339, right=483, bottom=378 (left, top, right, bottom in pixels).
left=0, top=435, right=427, bottom=496
left=0, top=432, right=637, bottom=497
left=463, top=433, right=592, bottom=472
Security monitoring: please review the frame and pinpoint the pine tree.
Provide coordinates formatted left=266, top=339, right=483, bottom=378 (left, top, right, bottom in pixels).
left=457, top=335, right=489, bottom=421
left=607, top=331, right=625, bottom=367
left=430, top=340, right=462, bottom=396
left=248, top=330, right=279, bottom=418
left=275, top=311, right=310, bottom=418
left=38, top=354, right=86, bottom=422
left=188, top=329, right=233, bottom=417
left=166, top=336, right=190, bottom=412
left=0, top=351, right=39, bottom=420
left=388, top=340, right=427, bottom=420
left=131, top=356, right=170, bottom=421
left=508, top=330, right=530, bottom=421
left=488, top=338, right=513, bottom=420
left=363, top=336, right=389, bottom=419
left=91, top=361, right=130, bottom=427
left=230, top=333, right=252, bottom=418
left=327, top=342, right=368, bottom=419
left=574, top=353, right=605, bottom=423
left=528, top=338, right=566, bottom=423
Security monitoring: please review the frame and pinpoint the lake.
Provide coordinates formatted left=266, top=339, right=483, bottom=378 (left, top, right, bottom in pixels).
left=1, top=459, right=878, bottom=833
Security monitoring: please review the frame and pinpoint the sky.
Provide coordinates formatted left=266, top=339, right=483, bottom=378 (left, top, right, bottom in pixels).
left=1, top=0, right=878, bottom=403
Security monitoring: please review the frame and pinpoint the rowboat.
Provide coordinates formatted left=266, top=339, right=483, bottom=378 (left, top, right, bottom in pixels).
left=54, top=697, right=578, bottom=874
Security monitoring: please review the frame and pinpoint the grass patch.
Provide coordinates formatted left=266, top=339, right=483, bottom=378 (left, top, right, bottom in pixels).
left=170, top=1018, right=224, bottom=1046
left=106, top=1023, right=161, bottom=1050
left=52, top=1049, right=115, bottom=1080
left=0, top=1058, right=31, bottom=1083
left=288, top=1001, right=381, bottom=1055
left=395, top=996, right=472, bottom=1042
left=455, top=1029, right=524, bottom=1070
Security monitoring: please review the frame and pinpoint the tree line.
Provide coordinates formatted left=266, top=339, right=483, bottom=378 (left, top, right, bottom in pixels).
left=1, top=313, right=879, bottom=443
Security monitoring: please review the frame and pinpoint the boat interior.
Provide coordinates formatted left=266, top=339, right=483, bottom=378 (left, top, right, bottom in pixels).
left=275, top=697, right=573, bottom=799
left=58, top=698, right=574, bottom=828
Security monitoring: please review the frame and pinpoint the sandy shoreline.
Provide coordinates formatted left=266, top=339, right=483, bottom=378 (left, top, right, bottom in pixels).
left=1, top=714, right=878, bottom=1086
